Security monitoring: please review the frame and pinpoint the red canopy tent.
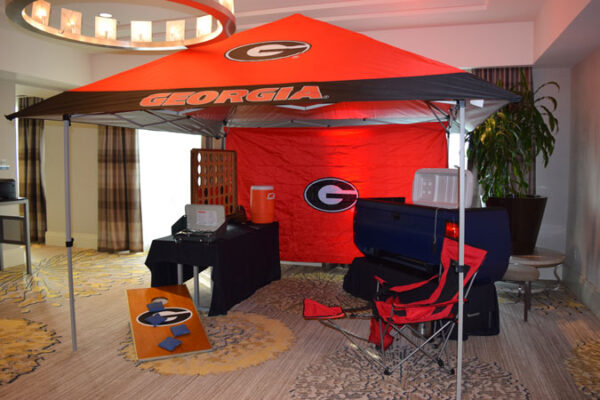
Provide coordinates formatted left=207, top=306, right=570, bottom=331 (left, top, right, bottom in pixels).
left=7, top=14, right=518, bottom=397
left=7, top=14, right=517, bottom=131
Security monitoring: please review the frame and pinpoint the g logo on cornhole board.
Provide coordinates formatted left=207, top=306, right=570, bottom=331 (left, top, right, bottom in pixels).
left=226, top=41, right=311, bottom=62
left=304, top=178, right=359, bottom=213
left=136, top=308, right=192, bottom=327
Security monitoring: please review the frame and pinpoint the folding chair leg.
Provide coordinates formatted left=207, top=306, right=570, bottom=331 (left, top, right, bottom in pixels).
left=436, top=322, right=456, bottom=373
left=384, top=320, right=455, bottom=376
left=378, top=318, right=388, bottom=371
left=524, top=281, right=532, bottom=322
left=319, top=320, right=388, bottom=373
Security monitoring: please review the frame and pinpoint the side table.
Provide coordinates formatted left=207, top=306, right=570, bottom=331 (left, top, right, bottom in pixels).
left=501, top=264, right=539, bottom=321
left=509, top=247, right=566, bottom=290
left=0, top=197, right=32, bottom=274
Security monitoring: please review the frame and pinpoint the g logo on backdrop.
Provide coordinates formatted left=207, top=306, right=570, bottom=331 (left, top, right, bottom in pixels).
left=304, top=178, right=359, bottom=213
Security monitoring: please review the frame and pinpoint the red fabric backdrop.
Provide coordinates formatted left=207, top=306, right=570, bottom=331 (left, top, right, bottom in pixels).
left=226, top=124, right=448, bottom=264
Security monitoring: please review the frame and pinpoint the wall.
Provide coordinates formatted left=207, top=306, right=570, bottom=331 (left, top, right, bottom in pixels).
left=567, top=46, right=600, bottom=316
left=0, top=13, right=92, bottom=89
left=368, top=22, right=534, bottom=68
left=0, top=14, right=95, bottom=264
left=43, top=121, right=98, bottom=249
left=534, top=0, right=590, bottom=61
left=533, top=68, right=571, bottom=279
left=0, top=78, right=23, bottom=267
left=90, top=52, right=164, bottom=81
left=0, top=80, right=16, bottom=183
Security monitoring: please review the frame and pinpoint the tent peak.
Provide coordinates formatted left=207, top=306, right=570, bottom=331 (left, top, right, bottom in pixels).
left=8, top=13, right=518, bottom=131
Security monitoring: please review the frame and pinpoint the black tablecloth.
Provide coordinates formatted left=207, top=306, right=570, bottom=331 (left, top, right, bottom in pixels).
left=343, top=257, right=499, bottom=339
left=145, top=221, right=280, bottom=316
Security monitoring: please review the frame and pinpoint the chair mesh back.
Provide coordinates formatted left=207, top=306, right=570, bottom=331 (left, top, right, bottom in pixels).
left=439, top=239, right=487, bottom=302
left=436, top=263, right=471, bottom=303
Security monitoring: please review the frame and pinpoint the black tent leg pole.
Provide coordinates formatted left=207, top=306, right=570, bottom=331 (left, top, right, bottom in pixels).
left=63, top=115, right=77, bottom=351
left=456, top=99, right=466, bottom=400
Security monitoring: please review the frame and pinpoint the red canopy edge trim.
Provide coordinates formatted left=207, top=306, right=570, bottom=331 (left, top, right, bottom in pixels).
left=186, top=100, right=453, bottom=122
left=6, top=73, right=519, bottom=121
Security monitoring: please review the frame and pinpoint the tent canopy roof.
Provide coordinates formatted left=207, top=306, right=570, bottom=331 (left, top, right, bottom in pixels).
left=6, top=14, right=519, bottom=135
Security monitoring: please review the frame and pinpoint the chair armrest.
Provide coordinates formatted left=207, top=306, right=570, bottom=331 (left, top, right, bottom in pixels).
left=389, top=298, right=462, bottom=309
left=374, top=274, right=438, bottom=294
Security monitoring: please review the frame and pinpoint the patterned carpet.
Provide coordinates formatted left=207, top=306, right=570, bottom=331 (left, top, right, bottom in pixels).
left=0, top=319, right=59, bottom=385
left=497, top=281, right=588, bottom=316
left=566, top=339, right=600, bottom=399
left=0, top=248, right=148, bottom=313
left=291, top=345, right=529, bottom=400
left=270, top=268, right=531, bottom=399
left=120, top=312, right=295, bottom=375
left=0, top=249, right=599, bottom=399
left=117, top=265, right=348, bottom=376
left=250, top=265, right=369, bottom=315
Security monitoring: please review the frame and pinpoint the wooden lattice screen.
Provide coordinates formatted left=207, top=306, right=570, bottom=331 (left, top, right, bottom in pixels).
left=190, top=149, right=238, bottom=216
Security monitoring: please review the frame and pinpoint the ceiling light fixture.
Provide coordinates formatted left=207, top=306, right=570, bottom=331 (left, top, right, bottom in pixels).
left=5, top=0, right=236, bottom=51
left=166, top=19, right=186, bottom=41
left=94, top=15, right=117, bottom=40
left=31, top=0, right=49, bottom=25
left=60, top=8, right=82, bottom=35
left=131, top=20, right=152, bottom=42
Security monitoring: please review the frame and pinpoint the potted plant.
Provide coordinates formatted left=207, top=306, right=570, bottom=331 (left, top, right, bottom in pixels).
left=467, top=71, right=559, bottom=254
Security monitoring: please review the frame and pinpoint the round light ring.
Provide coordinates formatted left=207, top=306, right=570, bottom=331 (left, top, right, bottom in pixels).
left=5, top=0, right=236, bottom=51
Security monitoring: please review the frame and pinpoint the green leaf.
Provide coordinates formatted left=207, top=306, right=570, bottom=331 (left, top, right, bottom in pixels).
left=467, top=70, right=559, bottom=197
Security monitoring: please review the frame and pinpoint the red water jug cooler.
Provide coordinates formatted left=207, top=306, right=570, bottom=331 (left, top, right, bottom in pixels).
left=250, top=185, right=275, bottom=223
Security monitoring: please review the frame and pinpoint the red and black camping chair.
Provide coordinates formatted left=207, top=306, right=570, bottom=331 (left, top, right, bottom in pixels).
left=303, top=238, right=487, bottom=377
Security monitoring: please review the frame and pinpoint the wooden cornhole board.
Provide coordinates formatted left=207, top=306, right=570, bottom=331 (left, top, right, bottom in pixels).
left=126, top=285, right=212, bottom=361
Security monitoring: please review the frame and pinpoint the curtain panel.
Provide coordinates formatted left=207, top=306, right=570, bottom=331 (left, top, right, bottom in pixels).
left=471, top=66, right=532, bottom=91
left=98, top=126, right=143, bottom=252
left=17, top=96, right=46, bottom=243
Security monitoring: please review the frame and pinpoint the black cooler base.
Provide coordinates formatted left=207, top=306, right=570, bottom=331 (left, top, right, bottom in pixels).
left=343, top=257, right=500, bottom=340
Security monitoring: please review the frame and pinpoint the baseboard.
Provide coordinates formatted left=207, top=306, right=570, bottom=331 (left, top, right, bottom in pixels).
left=281, top=260, right=321, bottom=267
left=45, top=231, right=97, bottom=249
left=579, top=280, right=600, bottom=318
left=0, top=244, right=26, bottom=268
left=566, top=275, right=600, bottom=318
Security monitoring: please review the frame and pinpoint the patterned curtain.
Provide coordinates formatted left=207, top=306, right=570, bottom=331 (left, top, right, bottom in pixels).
left=98, top=126, right=143, bottom=252
left=471, top=66, right=532, bottom=91
left=18, top=96, right=46, bottom=243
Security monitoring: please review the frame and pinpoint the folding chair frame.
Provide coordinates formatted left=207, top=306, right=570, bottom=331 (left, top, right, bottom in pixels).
left=375, top=263, right=478, bottom=376
left=304, top=240, right=487, bottom=379
left=313, top=268, right=477, bottom=378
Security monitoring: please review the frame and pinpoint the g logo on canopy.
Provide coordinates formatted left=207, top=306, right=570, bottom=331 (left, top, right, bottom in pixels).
left=304, top=178, right=359, bottom=213
left=226, top=41, right=311, bottom=62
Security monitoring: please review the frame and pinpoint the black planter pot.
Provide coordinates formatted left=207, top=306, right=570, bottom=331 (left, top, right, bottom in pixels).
left=486, top=196, right=547, bottom=255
